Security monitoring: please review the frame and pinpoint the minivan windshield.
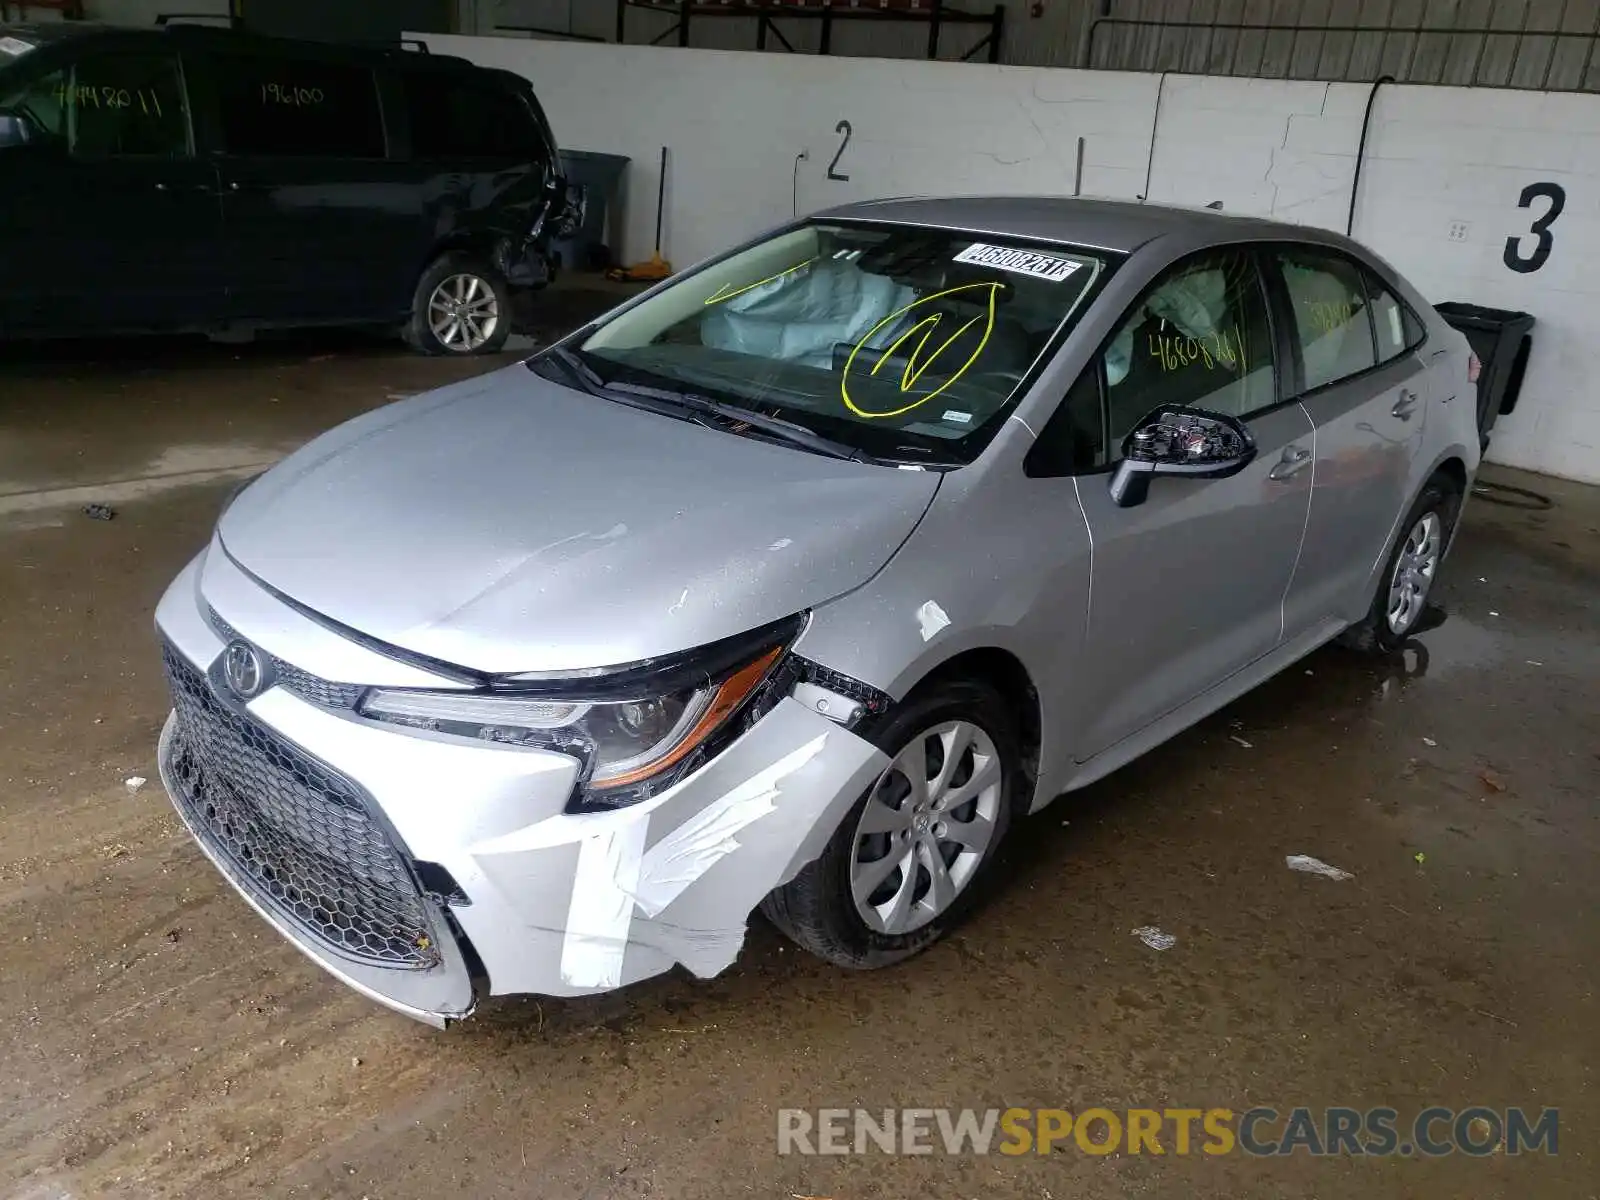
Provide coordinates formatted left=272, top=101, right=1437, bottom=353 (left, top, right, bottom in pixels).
left=559, top=221, right=1108, bottom=465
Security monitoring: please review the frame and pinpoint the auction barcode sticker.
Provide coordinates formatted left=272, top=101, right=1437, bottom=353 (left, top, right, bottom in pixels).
left=953, top=243, right=1082, bottom=282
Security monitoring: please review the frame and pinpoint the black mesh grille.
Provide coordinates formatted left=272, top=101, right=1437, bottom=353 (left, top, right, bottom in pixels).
left=162, top=643, right=440, bottom=969
left=208, top=611, right=363, bottom=709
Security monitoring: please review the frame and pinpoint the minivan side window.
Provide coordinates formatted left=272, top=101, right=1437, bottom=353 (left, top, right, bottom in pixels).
left=403, top=72, right=538, bottom=161
left=1277, top=248, right=1377, bottom=391
left=1099, top=248, right=1278, bottom=452
left=1365, top=272, right=1427, bottom=362
left=0, top=51, right=189, bottom=157
left=214, top=55, right=384, bottom=158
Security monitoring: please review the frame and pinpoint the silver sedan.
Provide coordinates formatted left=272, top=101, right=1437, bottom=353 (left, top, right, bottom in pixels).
left=154, top=197, right=1479, bottom=1024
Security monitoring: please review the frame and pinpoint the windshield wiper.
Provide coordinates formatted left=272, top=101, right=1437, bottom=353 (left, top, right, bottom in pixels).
left=594, top=377, right=873, bottom=463
left=539, top=346, right=715, bottom=427
left=540, top=347, right=943, bottom=466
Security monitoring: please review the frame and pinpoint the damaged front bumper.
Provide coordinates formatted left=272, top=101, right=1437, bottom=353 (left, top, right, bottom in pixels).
left=154, top=547, right=888, bottom=1026
left=494, top=232, right=556, bottom=290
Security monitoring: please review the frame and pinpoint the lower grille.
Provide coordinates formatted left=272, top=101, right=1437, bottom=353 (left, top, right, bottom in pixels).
left=161, top=643, right=440, bottom=969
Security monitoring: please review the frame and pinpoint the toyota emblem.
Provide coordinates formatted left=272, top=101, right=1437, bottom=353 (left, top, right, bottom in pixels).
left=222, top=640, right=265, bottom=699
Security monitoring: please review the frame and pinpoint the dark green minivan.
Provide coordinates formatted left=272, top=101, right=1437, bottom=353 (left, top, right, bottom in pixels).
left=0, top=23, right=574, bottom=353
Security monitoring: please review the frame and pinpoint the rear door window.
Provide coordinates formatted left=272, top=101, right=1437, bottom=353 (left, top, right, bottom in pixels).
left=213, top=54, right=384, bottom=158
left=403, top=71, right=538, bottom=161
left=0, top=50, right=190, bottom=157
left=1276, top=248, right=1377, bottom=391
left=1365, top=273, right=1426, bottom=362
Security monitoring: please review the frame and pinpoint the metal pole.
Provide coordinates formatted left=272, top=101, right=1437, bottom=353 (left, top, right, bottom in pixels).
left=928, top=0, right=943, bottom=59
left=1580, top=2, right=1600, bottom=90
left=616, top=0, right=627, bottom=43
left=1227, top=2, right=1245, bottom=75
left=1402, top=0, right=1424, bottom=82
left=678, top=0, right=690, bottom=47
left=1340, top=0, right=1362, bottom=80
left=1468, top=0, right=1494, bottom=85
left=1539, top=0, right=1572, bottom=90
left=1510, top=0, right=1537, bottom=86
left=820, top=5, right=833, bottom=54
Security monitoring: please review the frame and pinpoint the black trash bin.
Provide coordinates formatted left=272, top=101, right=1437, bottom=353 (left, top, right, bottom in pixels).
left=552, top=150, right=630, bottom=273
left=1435, top=302, right=1535, bottom=449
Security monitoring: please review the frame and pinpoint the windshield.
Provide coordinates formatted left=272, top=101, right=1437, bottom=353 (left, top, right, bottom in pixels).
left=568, top=221, right=1109, bottom=464
left=0, top=34, right=37, bottom=60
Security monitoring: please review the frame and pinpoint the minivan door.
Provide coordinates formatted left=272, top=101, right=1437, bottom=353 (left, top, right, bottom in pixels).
left=0, top=45, right=224, bottom=334
left=1270, top=248, right=1430, bottom=635
left=198, top=51, right=421, bottom=325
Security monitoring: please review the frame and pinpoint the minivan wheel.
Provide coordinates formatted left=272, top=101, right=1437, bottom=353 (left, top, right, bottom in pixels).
left=405, top=254, right=512, bottom=356
left=1340, top=475, right=1462, bottom=654
left=761, top=679, right=1019, bottom=969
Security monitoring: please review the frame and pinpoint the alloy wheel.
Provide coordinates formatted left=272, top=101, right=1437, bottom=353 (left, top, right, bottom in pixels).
left=1387, top=511, right=1441, bottom=634
left=849, top=720, right=1004, bottom=935
left=427, top=273, right=500, bottom=352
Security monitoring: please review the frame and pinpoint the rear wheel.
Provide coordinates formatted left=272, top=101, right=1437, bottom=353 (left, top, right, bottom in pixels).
left=405, top=254, right=512, bottom=356
left=762, top=679, right=1019, bottom=968
left=1340, top=474, right=1462, bottom=653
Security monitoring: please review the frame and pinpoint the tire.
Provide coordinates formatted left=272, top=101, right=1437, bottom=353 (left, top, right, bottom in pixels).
left=761, top=679, right=1020, bottom=969
left=1339, top=474, right=1463, bottom=654
left=404, top=253, right=513, bottom=356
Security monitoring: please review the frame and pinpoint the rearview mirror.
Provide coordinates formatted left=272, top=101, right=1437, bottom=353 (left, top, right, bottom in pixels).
left=1107, top=406, right=1256, bottom=508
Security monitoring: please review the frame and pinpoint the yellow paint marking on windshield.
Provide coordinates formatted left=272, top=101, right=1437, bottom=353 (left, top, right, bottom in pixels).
left=703, top=257, right=820, bottom=307
left=874, top=313, right=987, bottom=392
left=841, top=282, right=1002, bottom=419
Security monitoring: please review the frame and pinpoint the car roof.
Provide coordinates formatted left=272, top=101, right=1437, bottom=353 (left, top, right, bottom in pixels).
left=1, top=21, right=103, bottom=42
left=0, top=21, right=475, bottom=69
left=814, top=194, right=1332, bottom=255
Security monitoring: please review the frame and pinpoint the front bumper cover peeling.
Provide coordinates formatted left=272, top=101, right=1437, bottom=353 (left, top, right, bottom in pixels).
left=154, top=553, right=889, bottom=1024
left=467, top=699, right=887, bottom=995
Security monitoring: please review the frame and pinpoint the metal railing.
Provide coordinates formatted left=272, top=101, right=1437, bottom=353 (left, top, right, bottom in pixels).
left=616, top=0, right=1005, bottom=62
left=1088, top=4, right=1600, bottom=93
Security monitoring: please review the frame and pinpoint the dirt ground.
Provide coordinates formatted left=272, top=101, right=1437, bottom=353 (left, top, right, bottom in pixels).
left=0, top=308, right=1595, bottom=1199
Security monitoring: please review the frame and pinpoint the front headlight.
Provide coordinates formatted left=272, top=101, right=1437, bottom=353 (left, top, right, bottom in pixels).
left=356, top=619, right=799, bottom=811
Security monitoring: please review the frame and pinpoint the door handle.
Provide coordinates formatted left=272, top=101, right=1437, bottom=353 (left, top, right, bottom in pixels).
left=1268, top=445, right=1313, bottom=481
left=1392, top=390, right=1419, bottom=420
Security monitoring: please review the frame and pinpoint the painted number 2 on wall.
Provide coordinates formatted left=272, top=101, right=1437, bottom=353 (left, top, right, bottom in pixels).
left=828, top=119, right=852, bottom=182
left=1504, top=181, right=1565, bottom=274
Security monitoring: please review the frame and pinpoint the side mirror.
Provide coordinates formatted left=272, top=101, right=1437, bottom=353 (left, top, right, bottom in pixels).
left=1107, top=405, right=1257, bottom=508
left=0, top=108, right=42, bottom=150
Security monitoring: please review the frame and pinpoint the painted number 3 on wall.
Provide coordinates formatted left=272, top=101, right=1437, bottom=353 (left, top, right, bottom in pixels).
left=1503, top=181, right=1565, bottom=274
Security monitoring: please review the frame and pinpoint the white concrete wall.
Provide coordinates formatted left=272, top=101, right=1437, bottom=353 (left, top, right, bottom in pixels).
left=421, top=34, right=1600, bottom=483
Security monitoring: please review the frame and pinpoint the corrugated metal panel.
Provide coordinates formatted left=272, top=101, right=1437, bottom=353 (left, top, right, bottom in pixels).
left=482, top=0, right=1600, bottom=89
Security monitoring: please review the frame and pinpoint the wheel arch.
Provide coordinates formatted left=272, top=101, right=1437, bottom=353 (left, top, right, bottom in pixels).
left=896, top=646, right=1043, bottom=816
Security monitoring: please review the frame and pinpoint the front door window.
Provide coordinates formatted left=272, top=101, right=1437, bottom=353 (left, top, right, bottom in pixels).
left=1102, top=248, right=1278, bottom=446
left=0, top=50, right=190, bottom=157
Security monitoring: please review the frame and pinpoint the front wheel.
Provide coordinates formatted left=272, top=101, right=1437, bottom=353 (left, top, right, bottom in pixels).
left=404, top=254, right=512, bottom=356
left=761, top=679, right=1019, bottom=969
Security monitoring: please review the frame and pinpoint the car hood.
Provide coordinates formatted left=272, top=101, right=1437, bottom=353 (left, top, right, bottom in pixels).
left=218, top=366, right=941, bottom=675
